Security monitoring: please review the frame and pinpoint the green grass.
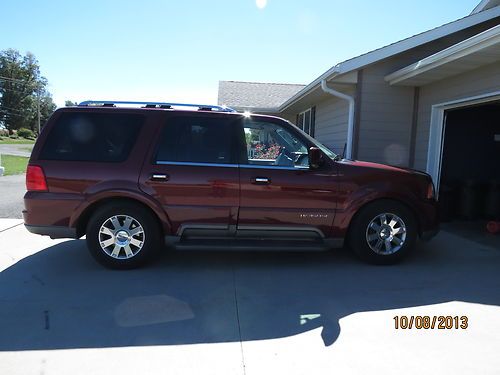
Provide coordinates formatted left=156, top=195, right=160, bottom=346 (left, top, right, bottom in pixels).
left=1, top=155, right=29, bottom=175
left=0, top=138, right=35, bottom=144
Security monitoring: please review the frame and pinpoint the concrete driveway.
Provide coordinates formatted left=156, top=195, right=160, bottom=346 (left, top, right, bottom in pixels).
left=0, top=220, right=499, bottom=375
left=0, top=174, right=26, bottom=219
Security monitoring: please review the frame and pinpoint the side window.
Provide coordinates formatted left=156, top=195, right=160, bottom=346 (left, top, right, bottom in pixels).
left=296, top=107, right=316, bottom=137
left=156, top=116, right=235, bottom=164
left=242, top=120, right=309, bottom=168
left=39, top=112, right=143, bottom=162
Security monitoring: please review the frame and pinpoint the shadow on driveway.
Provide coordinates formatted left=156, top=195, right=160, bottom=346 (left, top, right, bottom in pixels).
left=0, top=233, right=499, bottom=351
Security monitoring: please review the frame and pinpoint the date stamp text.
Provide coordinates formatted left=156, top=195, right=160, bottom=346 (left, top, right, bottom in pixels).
left=393, top=315, right=468, bottom=330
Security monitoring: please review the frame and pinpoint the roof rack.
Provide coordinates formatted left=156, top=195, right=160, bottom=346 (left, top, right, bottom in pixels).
left=78, top=100, right=236, bottom=112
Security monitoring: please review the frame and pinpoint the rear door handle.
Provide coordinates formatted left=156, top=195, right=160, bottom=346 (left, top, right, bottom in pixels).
left=150, top=173, right=169, bottom=181
left=252, top=177, right=271, bottom=185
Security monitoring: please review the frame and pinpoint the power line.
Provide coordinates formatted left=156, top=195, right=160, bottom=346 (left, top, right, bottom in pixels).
left=1, top=83, right=48, bottom=95
left=0, top=75, right=33, bottom=83
left=0, top=110, right=25, bottom=119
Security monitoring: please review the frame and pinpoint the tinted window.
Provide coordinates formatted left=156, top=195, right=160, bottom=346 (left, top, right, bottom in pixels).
left=156, top=116, right=235, bottom=164
left=40, top=112, right=143, bottom=162
left=242, top=120, right=309, bottom=168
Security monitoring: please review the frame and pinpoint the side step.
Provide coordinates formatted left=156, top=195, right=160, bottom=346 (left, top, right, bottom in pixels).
left=171, top=239, right=332, bottom=252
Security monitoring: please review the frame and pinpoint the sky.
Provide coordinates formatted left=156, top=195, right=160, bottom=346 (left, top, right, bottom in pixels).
left=0, top=0, right=481, bottom=107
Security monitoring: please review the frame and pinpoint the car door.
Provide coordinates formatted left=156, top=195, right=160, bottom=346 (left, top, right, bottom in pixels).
left=237, top=117, right=338, bottom=239
left=139, top=112, right=240, bottom=237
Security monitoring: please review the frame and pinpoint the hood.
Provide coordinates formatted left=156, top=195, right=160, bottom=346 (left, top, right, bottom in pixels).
left=340, top=159, right=431, bottom=178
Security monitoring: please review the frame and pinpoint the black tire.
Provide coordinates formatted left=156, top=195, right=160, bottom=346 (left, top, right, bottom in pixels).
left=348, top=200, right=417, bottom=265
left=86, top=201, right=162, bottom=269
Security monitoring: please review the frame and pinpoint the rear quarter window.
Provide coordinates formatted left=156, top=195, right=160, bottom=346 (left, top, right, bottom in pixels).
left=39, top=112, right=143, bottom=162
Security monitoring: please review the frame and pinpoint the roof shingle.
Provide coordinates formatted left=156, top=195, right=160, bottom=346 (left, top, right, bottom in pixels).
left=218, top=81, right=306, bottom=110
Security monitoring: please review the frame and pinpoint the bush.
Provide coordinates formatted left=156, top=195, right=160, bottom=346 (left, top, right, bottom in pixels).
left=17, top=128, right=34, bottom=139
left=0, top=128, right=8, bottom=137
left=9, top=134, right=19, bottom=139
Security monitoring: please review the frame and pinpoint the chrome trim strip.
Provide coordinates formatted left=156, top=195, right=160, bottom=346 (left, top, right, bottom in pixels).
left=237, top=225, right=325, bottom=238
left=177, top=223, right=229, bottom=237
left=156, top=161, right=238, bottom=168
left=155, top=161, right=309, bottom=170
left=239, top=164, right=309, bottom=171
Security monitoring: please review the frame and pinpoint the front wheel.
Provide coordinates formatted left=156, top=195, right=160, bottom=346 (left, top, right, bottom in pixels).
left=348, top=200, right=417, bottom=265
left=86, top=202, right=162, bottom=269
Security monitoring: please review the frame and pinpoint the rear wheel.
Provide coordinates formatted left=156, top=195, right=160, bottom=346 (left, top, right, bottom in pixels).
left=86, top=202, right=161, bottom=269
left=348, top=200, right=417, bottom=265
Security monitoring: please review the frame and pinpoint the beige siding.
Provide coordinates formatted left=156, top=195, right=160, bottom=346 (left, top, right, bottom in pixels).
left=281, top=20, right=500, bottom=166
left=358, top=60, right=415, bottom=166
left=314, top=92, right=353, bottom=155
left=355, top=21, right=499, bottom=167
left=414, top=61, right=500, bottom=171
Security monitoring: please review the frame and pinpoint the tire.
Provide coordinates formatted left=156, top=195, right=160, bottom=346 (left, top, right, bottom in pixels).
left=348, top=200, right=417, bottom=265
left=86, top=201, right=162, bottom=269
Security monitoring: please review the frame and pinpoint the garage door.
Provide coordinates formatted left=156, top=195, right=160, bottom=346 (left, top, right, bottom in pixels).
left=439, top=101, right=500, bottom=221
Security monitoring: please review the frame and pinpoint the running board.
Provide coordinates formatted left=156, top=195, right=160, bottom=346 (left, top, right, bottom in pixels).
left=171, top=239, right=331, bottom=252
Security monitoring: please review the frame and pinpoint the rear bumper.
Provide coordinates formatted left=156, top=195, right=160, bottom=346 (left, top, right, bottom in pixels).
left=24, top=224, right=78, bottom=239
left=23, top=191, right=83, bottom=239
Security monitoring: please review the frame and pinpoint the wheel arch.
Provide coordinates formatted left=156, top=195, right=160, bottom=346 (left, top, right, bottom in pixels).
left=72, top=192, right=171, bottom=238
left=345, top=197, right=422, bottom=243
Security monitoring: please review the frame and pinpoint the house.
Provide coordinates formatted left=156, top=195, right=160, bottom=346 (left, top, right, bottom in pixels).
left=218, top=1, right=500, bottom=206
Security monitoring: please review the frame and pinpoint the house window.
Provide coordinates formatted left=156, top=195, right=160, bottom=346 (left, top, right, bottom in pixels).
left=296, top=107, right=316, bottom=137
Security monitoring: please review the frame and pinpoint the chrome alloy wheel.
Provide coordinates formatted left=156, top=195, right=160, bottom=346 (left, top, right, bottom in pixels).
left=98, top=215, right=145, bottom=259
left=365, top=213, right=407, bottom=255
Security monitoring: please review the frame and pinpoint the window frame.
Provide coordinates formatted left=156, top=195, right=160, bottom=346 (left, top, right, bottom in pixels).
left=237, top=116, right=314, bottom=170
left=296, top=107, right=316, bottom=137
left=153, top=113, right=240, bottom=167
left=38, top=111, right=145, bottom=163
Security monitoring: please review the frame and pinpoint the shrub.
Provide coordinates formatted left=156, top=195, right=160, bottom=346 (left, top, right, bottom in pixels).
left=9, top=134, right=19, bottom=139
left=0, top=128, right=8, bottom=137
left=17, top=128, right=35, bottom=139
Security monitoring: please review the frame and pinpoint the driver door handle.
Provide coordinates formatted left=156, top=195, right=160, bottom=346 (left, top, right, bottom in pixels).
left=150, top=173, right=169, bottom=181
left=252, top=177, right=271, bottom=185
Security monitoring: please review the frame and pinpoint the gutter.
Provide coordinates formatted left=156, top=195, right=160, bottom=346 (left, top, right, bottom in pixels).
left=279, top=67, right=341, bottom=112
left=320, top=79, right=355, bottom=160
left=279, top=6, right=500, bottom=113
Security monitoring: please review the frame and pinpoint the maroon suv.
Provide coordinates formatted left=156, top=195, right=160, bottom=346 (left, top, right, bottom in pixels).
left=23, top=101, right=439, bottom=268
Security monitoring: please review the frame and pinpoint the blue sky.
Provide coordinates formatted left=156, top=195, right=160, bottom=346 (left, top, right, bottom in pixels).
left=1, top=0, right=480, bottom=107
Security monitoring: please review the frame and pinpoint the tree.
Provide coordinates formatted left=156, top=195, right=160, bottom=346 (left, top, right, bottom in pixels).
left=65, top=100, right=77, bottom=107
left=0, top=49, right=56, bottom=134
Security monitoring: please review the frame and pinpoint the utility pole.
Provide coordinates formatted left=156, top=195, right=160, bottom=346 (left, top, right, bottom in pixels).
left=37, top=89, right=41, bottom=135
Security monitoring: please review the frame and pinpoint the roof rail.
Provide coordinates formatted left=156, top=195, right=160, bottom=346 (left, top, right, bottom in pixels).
left=78, top=100, right=236, bottom=112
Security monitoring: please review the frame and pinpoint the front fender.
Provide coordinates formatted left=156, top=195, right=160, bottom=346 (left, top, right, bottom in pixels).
left=332, top=181, right=422, bottom=238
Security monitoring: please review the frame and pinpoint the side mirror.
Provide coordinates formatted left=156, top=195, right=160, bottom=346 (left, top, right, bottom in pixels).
left=309, top=147, right=323, bottom=169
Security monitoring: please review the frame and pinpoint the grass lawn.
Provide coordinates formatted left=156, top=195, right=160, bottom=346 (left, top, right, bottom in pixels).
left=0, top=138, right=35, bottom=145
left=1, top=155, right=29, bottom=176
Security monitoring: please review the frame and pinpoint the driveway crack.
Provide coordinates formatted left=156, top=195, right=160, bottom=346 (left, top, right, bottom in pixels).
left=232, top=266, right=246, bottom=375
left=0, top=222, right=23, bottom=234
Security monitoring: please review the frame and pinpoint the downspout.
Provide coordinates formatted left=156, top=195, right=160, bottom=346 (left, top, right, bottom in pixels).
left=320, top=79, right=355, bottom=159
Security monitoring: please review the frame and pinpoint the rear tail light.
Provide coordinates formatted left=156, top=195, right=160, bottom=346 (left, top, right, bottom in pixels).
left=26, top=165, right=48, bottom=192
